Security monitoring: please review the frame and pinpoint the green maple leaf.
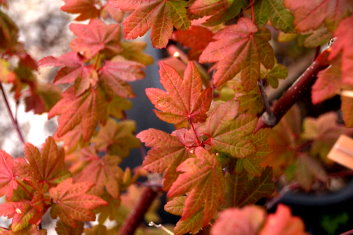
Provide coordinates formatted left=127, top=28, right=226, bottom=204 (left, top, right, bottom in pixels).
left=164, top=196, right=185, bottom=216
left=224, top=168, right=274, bottom=207
left=168, top=147, right=225, bottom=234
left=93, top=119, right=140, bottom=157
left=200, top=100, right=258, bottom=158
left=254, top=0, right=294, bottom=32
left=199, top=17, right=274, bottom=89
left=113, top=0, right=190, bottom=48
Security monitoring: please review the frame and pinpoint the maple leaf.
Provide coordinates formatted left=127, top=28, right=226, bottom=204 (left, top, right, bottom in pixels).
left=254, top=0, right=294, bottom=32
left=263, top=64, right=288, bottom=88
left=342, top=95, right=353, bottom=127
left=301, top=112, right=353, bottom=159
left=20, top=137, right=69, bottom=186
left=0, top=150, right=18, bottom=199
left=146, top=61, right=212, bottom=127
left=199, top=17, right=274, bottom=89
left=98, top=59, right=144, bottom=98
left=329, top=16, right=353, bottom=85
left=224, top=168, right=274, bottom=208
left=70, top=19, right=121, bottom=59
left=200, top=100, right=258, bottom=158
left=164, top=196, right=185, bottom=216
left=49, top=178, right=107, bottom=227
left=39, top=52, right=88, bottom=85
left=120, top=41, right=154, bottom=65
left=74, top=155, right=122, bottom=199
left=0, top=201, right=34, bottom=232
left=93, top=119, right=140, bottom=157
left=173, top=26, right=214, bottom=60
left=262, top=106, right=302, bottom=176
left=294, top=154, right=328, bottom=191
left=48, top=87, right=107, bottom=142
left=260, top=204, right=308, bottom=235
left=312, top=57, right=342, bottom=104
left=188, top=0, right=247, bottom=26
left=24, top=83, right=62, bottom=114
left=284, top=0, right=353, bottom=32
left=55, top=220, right=84, bottom=235
left=211, top=206, right=266, bottom=235
left=61, top=0, right=100, bottom=21
left=137, top=128, right=191, bottom=190
left=168, top=147, right=225, bottom=234
left=113, top=0, right=190, bottom=48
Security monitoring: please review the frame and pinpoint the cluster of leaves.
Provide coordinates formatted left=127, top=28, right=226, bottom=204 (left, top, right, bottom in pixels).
left=0, top=0, right=151, bottom=234
left=264, top=106, right=353, bottom=191
left=0, top=0, right=353, bottom=234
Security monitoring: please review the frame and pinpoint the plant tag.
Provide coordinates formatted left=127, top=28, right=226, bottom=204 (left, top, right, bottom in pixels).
left=328, top=135, right=353, bottom=170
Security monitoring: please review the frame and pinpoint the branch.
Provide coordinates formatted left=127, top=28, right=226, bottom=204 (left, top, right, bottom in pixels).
left=255, top=49, right=330, bottom=131
left=120, top=186, right=161, bottom=235
left=0, top=83, right=25, bottom=144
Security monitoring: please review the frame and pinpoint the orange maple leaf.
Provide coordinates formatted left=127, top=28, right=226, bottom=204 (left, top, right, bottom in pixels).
left=49, top=178, right=107, bottom=227
left=146, top=61, right=212, bottom=127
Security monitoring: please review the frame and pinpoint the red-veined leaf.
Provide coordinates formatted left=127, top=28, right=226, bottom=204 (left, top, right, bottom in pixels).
left=70, top=19, right=121, bottom=58
left=284, top=0, right=353, bottom=32
left=199, top=17, right=274, bottom=89
left=168, top=147, right=225, bottom=234
left=49, top=178, right=107, bottom=227
left=146, top=61, right=212, bottom=127
left=0, top=150, right=17, bottom=199
left=113, top=0, right=190, bottom=48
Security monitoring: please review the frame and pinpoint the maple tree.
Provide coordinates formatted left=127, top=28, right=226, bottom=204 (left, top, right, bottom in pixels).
left=0, top=0, right=353, bottom=234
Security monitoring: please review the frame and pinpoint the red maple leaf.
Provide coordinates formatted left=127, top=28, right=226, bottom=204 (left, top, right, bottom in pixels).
left=48, top=87, right=107, bottom=142
left=70, top=19, right=121, bottom=59
left=284, top=0, right=353, bottom=32
left=329, top=16, right=353, bottom=85
left=112, top=0, right=190, bottom=48
left=199, top=17, right=274, bottom=89
left=146, top=61, right=212, bottom=127
left=173, top=26, right=214, bottom=60
left=211, top=206, right=266, bottom=235
left=61, top=0, right=101, bottom=21
left=49, top=178, right=107, bottom=227
left=168, top=147, right=224, bottom=234
left=0, top=150, right=17, bottom=199
left=39, top=52, right=88, bottom=85
left=99, top=59, right=144, bottom=98
left=260, top=205, right=308, bottom=235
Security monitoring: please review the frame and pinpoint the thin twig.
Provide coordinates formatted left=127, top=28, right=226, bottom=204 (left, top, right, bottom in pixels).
left=0, top=83, right=25, bottom=144
left=255, top=49, right=330, bottom=131
left=258, top=79, right=276, bottom=126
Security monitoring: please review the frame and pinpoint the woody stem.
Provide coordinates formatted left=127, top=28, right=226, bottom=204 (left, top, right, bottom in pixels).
left=0, top=83, right=25, bottom=144
left=255, top=49, right=330, bottom=131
